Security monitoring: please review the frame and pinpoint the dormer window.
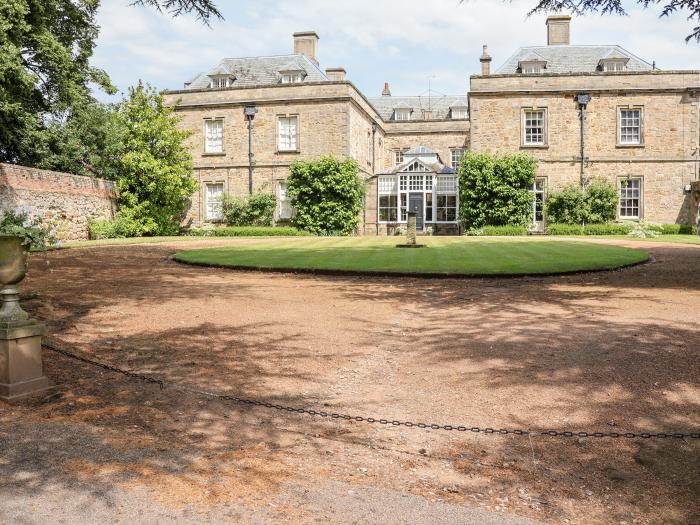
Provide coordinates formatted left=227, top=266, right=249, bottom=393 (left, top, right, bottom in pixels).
left=280, top=71, right=305, bottom=84
left=394, top=108, right=412, bottom=121
left=602, top=60, right=627, bottom=72
left=209, top=76, right=233, bottom=88
left=520, top=62, right=544, bottom=74
left=451, top=107, right=468, bottom=120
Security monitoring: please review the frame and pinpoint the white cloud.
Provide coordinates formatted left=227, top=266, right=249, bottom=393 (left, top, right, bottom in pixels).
left=91, top=0, right=699, bottom=100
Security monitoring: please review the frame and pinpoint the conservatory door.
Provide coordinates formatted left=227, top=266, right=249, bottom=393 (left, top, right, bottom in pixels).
left=409, top=193, right=424, bottom=231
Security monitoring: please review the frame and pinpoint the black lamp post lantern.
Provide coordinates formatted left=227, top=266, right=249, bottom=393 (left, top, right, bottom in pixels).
left=244, top=106, right=258, bottom=195
left=575, top=93, right=592, bottom=188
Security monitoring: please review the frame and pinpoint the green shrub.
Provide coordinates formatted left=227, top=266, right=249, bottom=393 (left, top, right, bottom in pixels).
left=545, top=179, right=618, bottom=225
left=187, top=226, right=309, bottom=237
left=88, top=213, right=148, bottom=239
left=648, top=223, right=697, bottom=235
left=583, top=223, right=633, bottom=235
left=546, top=223, right=585, bottom=236
left=287, top=156, right=364, bottom=235
left=628, top=221, right=659, bottom=238
left=221, top=192, right=276, bottom=227
left=0, top=209, right=55, bottom=249
left=481, top=225, right=528, bottom=236
left=458, top=152, right=536, bottom=228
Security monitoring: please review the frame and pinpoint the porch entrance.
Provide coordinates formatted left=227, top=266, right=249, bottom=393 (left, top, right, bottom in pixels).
left=409, top=193, right=424, bottom=231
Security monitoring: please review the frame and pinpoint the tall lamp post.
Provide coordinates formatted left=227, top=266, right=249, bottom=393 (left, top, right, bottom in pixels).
left=575, top=93, right=591, bottom=188
left=244, top=106, right=258, bottom=195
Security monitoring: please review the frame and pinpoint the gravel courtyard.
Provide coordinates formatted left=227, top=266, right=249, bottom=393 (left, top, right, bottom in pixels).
left=1, top=238, right=698, bottom=524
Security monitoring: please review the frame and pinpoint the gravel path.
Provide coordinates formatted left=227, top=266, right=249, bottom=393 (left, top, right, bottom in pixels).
left=1, top=238, right=698, bottom=524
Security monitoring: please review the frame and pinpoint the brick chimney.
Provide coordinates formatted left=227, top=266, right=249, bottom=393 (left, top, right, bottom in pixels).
left=382, top=82, right=391, bottom=96
left=325, top=67, right=346, bottom=81
left=546, top=15, right=571, bottom=45
left=479, top=45, right=492, bottom=75
left=293, top=31, right=319, bottom=64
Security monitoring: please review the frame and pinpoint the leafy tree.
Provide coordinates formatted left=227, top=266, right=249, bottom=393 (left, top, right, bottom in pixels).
left=527, top=1, right=700, bottom=42
left=132, top=0, right=222, bottom=25
left=458, top=152, right=537, bottom=228
left=287, top=157, right=364, bottom=235
left=545, top=179, right=618, bottom=224
left=0, top=0, right=114, bottom=164
left=114, top=82, right=196, bottom=236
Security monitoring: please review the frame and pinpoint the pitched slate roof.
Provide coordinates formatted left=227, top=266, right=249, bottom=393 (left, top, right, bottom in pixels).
left=496, top=45, right=653, bottom=74
left=184, top=54, right=328, bottom=89
left=367, top=95, right=469, bottom=120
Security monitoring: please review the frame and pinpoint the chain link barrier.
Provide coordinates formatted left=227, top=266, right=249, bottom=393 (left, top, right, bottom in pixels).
left=43, top=341, right=700, bottom=441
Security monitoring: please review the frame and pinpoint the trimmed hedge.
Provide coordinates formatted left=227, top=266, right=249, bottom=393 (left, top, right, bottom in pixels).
left=547, top=223, right=632, bottom=236
left=481, top=225, right=529, bottom=236
left=649, top=223, right=697, bottom=235
left=187, top=226, right=311, bottom=237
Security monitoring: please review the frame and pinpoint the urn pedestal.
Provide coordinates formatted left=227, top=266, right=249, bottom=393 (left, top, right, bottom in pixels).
left=0, top=235, right=50, bottom=402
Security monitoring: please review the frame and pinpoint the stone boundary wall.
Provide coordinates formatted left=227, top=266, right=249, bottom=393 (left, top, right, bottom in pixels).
left=0, top=163, right=117, bottom=240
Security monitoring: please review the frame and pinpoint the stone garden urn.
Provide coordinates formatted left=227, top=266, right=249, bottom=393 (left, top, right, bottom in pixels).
left=0, top=235, right=50, bottom=401
left=0, top=235, right=31, bottom=324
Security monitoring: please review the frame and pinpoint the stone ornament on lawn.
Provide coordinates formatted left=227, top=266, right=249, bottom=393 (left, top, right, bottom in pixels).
left=396, top=212, right=425, bottom=248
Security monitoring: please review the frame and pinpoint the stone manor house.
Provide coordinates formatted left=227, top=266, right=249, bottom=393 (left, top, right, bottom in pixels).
left=163, top=16, right=700, bottom=234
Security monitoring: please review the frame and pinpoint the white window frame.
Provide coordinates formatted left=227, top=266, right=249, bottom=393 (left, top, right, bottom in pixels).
left=603, top=61, right=626, bottom=72
left=522, top=108, right=547, bottom=147
left=281, top=72, right=304, bottom=84
left=521, top=62, right=544, bottom=74
left=450, top=148, right=465, bottom=170
left=210, top=76, right=232, bottom=89
left=618, top=107, right=643, bottom=146
left=204, top=182, right=224, bottom=222
left=619, top=178, right=642, bottom=220
left=277, top=115, right=299, bottom=152
left=533, top=178, right=546, bottom=226
left=277, top=181, right=294, bottom=220
left=394, top=109, right=411, bottom=121
left=204, top=118, right=224, bottom=154
left=451, top=108, right=468, bottom=120
left=394, top=149, right=407, bottom=167
left=435, top=175, right=458, bottom=223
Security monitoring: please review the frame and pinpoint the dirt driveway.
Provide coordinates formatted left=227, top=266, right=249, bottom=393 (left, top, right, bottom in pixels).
left=1, top=238, right=699, bottom=524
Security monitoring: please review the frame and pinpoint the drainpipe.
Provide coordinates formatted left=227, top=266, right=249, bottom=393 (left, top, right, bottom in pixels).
left=575, top=94, right=591, bottom=188
left=365, top=122, right=377, bottom=235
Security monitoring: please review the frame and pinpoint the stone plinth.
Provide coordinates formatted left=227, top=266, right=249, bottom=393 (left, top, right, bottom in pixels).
left=406, top=212, right=417, bottom=245
left=0, top=320, right=50, bottom=401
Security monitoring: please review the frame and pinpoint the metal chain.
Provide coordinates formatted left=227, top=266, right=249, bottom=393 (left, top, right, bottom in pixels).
left=42, top=341, right=700, bottom=441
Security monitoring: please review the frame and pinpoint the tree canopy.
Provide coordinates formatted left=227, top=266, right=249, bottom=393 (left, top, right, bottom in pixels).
left=132, top=0, right=222, bottom=25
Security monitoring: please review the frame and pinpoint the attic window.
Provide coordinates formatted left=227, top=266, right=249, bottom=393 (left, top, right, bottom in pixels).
left=394, top=108, right=412, bottom=121
left=210, top=76, right=233, bottom=88
left=451, top=107, right=468, bottom=119
left=281, top=71, right=305, bottom=84
left=602, top=61, right=627, bottom=72
left=520, top=62, right=544, bottom=74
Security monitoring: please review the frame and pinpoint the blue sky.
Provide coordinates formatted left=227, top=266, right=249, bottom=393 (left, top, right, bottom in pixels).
left=92, top=0, right=698, bottom=100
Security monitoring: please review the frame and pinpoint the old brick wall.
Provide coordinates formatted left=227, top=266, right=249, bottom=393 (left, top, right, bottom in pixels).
left=0, top=163, right=116, bottom=240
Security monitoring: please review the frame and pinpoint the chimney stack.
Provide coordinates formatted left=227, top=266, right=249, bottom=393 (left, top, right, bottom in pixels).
left=546, top=15, right=571, bottom=45
left=480, top=45, right=492, bottom=76
left=382, top=82, right=391, bottom=96
left=293, top=31, right=319, bottom=64
left=325, top=67, right=346, bottom=81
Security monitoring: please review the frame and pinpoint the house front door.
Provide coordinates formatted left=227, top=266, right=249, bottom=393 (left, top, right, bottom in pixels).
left=409, top=193, right=424, bottom=231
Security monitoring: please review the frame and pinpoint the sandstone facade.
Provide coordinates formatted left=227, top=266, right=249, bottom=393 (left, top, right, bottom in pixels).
left=0, top=163, right=117, bottom=240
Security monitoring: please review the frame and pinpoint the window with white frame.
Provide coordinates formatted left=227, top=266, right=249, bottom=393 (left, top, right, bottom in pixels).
left=378, top=176, right=398, bottom=223
left=281, top=72, right=304, bottom=84
left=521, top=62, right=544, bottom=74
left=405, top=161, right=428, bottom=172
left=533, top=178, right=546, bottom=224
left=618, top=108, right=642, bottom=145
left=205, top=183, right=224, bottom=221
left=204, top=119, right=224, bottom=153
left=603, top=61, right=626, bottom=72
left=619, top=178, right=641, bottom=219
left=278, top=182, right=294, bottom=220
left=523, top=109, right=546, bottom=146
left=436, top=175, right=458, bottom=222
left=408, top=174, right=424, bottom=191
left=451, top=108, right=468, bottom=119
left=450, top=149, right=465, bottom=170
left=394, top=108, right=411, bottom=121
left=278, top=116, right=298, bottom=151
left=394, top=149, right=406, bottom=167
left=210, top=76, right=232, bottom=88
